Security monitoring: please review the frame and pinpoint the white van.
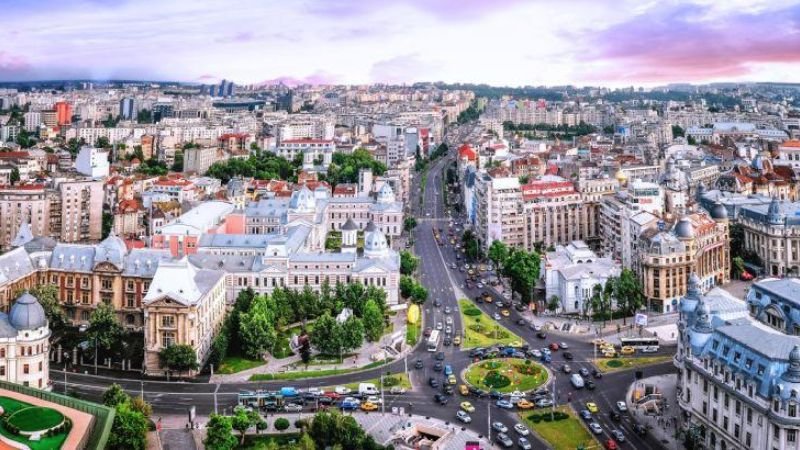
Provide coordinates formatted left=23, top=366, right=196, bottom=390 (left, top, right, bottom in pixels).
left=358, top=383, right=379, bottom=395
left=570, top=374, right=585, bottom=389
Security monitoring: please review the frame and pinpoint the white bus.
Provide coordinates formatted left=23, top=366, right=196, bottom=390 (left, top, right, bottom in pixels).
left=427, top=330, right=441, bottom=352
left=620, top=337, right=659, bottom=353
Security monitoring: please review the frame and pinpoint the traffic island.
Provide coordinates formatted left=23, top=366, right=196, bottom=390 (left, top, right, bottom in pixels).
left=593, top=355, right=673, bottom=373
left=458, top=299, right=522, bottom=348
left=463, top=358, right=548, bottom=393
left=521, top=406, right=596, bottom=450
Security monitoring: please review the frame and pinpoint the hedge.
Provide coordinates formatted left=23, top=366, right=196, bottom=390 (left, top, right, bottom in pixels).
left=274, top=418, right=290, bottom=431
left=528, top=412, right=569, bottom=423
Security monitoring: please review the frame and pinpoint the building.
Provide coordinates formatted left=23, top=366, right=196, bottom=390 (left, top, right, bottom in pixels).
left=0, top=292, right=50, bottom=390
left=739, top=198, right=800, bottom=277
left=119, top=97, right=135, bottom=120
left=675, top=276, right=800, bottom=450
left=74, top=146, right=110, bottom=179
left=54, top=101, right=72, bottom=126
left=542, top=241, right=621, bottom=315
left=474, top=174, right=524, bottom=250
left=183, top=146, right=220, bottom=175
left=23, top=112, right=41, bottom=133
left=149, top=177, right=197, bottom=203
left=521, top=177, right=597, bottom=250
left=151, top=200, right=237, bottom=257
left=143, top=258, right=226, bottom=376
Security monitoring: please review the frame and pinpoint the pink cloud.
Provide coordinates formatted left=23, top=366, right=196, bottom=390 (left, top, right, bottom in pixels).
left=256, top=71, right=340, bottom=87
left=581, top=4, right=800, bottom=82
left=309, top=0, right=525, bottom=20
left=0, top=52, right=31, bottom=73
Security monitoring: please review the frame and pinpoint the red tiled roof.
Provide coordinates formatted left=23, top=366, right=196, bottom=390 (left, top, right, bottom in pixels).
left=458, top=144, right=476, bottom=161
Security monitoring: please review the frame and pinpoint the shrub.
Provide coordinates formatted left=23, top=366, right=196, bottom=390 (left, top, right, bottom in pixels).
left=606, top=359, right=624, bottom=368
left=481, top=361, right=502, bottom=370
left=463, top=307, right=482, bottom=316
left=294, top=418, right=309, bottom=429
left=528, top=412, right=568, bottom=423
left=483, top=370, right=511, bottom=389
left=274, top=418, right=290, bottom=431
left=383, top=376, right=399, bottom=387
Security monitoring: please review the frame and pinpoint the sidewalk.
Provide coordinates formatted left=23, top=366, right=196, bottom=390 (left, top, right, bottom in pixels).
left=211, top=312, right=413, bottom=383
left=625, top=373, right=681, bottom=450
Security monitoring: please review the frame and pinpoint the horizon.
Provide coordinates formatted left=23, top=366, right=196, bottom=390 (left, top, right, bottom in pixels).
left=3, top=0, right=800, bottom=87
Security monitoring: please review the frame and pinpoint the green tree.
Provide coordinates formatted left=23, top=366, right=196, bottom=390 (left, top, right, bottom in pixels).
left=299, top=335, right=312, bottom=364
left=488, top=240, right=509, bottom=274
left=324, top=149, right=387, bottom=186
left=614, top=269, right=644, bottom=323
left=399, top=275, right=415, bottom=298
left=158, top=344, right=198, bottom=374
left=547, top=295, right=560, bottom=313
left=310, top=313, right=343, bottom=356
left=204, top=414, right=237, bottom=450
left=23, top=285, right=67, bottom=331
left=671, top=124, right=685, bottom=137
left=399, top=250, right=419, bottom=275
left=88, top=302, right=124, bottom=355
left=732, top=256, right=745, bottom=279
left=129, top=396, right=152, bottom=418
left=107, top=402, right=148, bottom=450
left=171, top=151, right=184, bottom=172
left=461, top=230, right=481, bottom=261
left=340, top=316, right=364, bottom=353
left=503, top=248, right=540, bottom=303
left=102, top=383, right=130, bottom=407
left=9, top=168, right=19, bottom=184
left=403, top=217, right=417, bottom=233
left=102, top=211, right=114, bottom=239
left=411, top=283, right=428, bottom=304
left=274, top=417, right=291, bottom=431
left=207, top=322, right=230, bottom=369
left=590, top=283, right=612, bottom=327
left=297, top=433, right=316, bottom=450
left=238, top=295, right=277, bottom=359
left=362, top=299, right=384, bottom=342
left=231, top=406, right=259, bottom=445
left=687, top=135, right=697, bottom=145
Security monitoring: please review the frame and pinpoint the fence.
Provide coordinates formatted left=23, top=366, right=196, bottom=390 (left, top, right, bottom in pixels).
left=0, top=380, right=115, bottom=450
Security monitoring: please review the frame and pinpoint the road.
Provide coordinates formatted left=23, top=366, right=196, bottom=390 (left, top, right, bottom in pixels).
left=50, top=123, right=674, bottom=449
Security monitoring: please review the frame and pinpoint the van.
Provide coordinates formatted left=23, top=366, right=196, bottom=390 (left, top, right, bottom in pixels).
left=358, top=383, right=379, bottom=395
left=570, top=374, right=585, bottom=389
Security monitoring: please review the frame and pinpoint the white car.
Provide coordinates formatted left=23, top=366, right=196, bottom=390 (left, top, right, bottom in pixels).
left=513, top=423, right=530, bottom=436
left=510, top=391, right=526, bottom=398
left=390, top=386, right=407, bottom=395
left=616, top=401, right=628, bottom=412
left=436, top=322, right=443, bottom=330
left=446, top=316, right=453, bottom=325
left=559, top=342, right=569, bottom=350
left=493, top=313, right=502, bottom=320
left=334, top=386, right=351, bottom=395
left=589, top=422, right=603, bottom=434
left=366, top=395, right=383, bottom=405
left=283, top=403, right=303, bottom=413
left=456, top=410, right=472, bottom=423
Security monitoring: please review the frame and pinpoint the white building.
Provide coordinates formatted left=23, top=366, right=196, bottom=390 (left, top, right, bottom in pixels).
left=74, top=145, right=110, bottom=179
left=0, top=292, right=51, bottom=390
left=542, top=241, right=621, bottom=314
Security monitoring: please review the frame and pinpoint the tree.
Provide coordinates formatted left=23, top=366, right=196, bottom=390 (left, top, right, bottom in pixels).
left=129, top=396, right=152, bottom=418
left=672, top=124, right=685, bottom=138
left=411, top=283, right=428, bottom=304
left=461, top=230, right=481, bottom=261
left=324, top=149, right=387, bottom=187
left=238, top=294, right=277, bottom=359
left=9, top=168, right=19, bottom=184
left=362, top=300, right=384, bottom=342
left=88, top=302, right=124, bottom=354
left=299, top=334, right=312, bottom=364
left=171, top=151, right=184, bottom=172
left=399, top=275, right=415, bottom=298
left=256, top=418, right=268, bottom=434
left=687, top=135, right=697, bottom=145
left=488, top=240, right=509, bottom=274
left=400, top=251, right=419, bottom=275
left=732, top=256, right=746, bottom=279
left=614, top=269, right=644, bottom=324
left=403, top=217, right=417, bottom=233
left=547, top=295, right=560, bottom=313
left=158, top=344, right=198, bottom=375
left=340, top=316, right=364, bottom=353
left=102, top=211, right=114, bottom=239
left=274, top=417, right=291, bottom=431
left=590, top=283, right=612, bottom=327
left=103, top=383, right=129, bottom=407
left=208, top=323, right=230, bottom=369
left=297, top=433, right=316, bottom=450
left=204, top=414, right=237, bottom=450
left=231, top=406, right=258, bottom=445
left=503, top=248, right=541, bottom=303
left=107, top=403, right=148, bottom=450
left=23, top=285, right=67, bottom=331
left=311, top=313, right=343, bottom=356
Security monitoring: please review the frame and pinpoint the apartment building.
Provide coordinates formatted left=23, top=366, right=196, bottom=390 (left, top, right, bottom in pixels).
left=739, top=198, right=800, bottom=277
left=474, top=174, right=524, bottom=251
left=521, top=177, right=596, bottom=250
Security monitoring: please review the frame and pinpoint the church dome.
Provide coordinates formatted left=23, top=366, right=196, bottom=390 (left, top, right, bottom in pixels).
left=710, top=202, right=728, bottom=220
left=674, top=217, right=695, bottom=239
left=8, top=292, right=47, bottom=331
left=289, top=186, right=316, bottom=212
left=376, top=183, right=395, bottom=204
left=363, top=229, right=389, bottom=258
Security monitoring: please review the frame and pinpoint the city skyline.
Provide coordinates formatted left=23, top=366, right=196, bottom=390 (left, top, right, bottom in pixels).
left=3, top=0, right=800, bottom=86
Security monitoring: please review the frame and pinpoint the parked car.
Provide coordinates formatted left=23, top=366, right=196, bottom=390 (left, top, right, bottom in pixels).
left=283, top=403, right=303, bottom=413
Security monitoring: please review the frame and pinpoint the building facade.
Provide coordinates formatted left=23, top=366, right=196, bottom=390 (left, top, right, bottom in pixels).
left=739, top=198, right=800, bottom=277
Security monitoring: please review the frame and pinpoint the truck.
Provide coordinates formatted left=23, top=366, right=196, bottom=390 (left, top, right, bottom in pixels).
left=280, top=387, right=299, bottom=398
left=570, top=374, right=585, bottom=389
left=358, top=383, right=379, bottom=395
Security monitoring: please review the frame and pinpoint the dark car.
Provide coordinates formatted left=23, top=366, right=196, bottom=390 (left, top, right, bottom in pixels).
left=317, top=396, right=334, bottom=406
left=514, top=303, right=526, bottom=312
left=537, top=332, right=547, bottom=339
left=435, top=351, right=446, bottom=361
left=415, top=359, right=424, bottom=369
left=424, top=327, right=432, bottom=337
left=592, top=369, right=603, bottom=379
left=579, top=410, right=592, bottom=421
left=434, top=299, right=442, bottom=307
left=469, top=348, right=486, bottom=358
left=443, top=337, right=452, bottom=346
left=433, top=361, right=443, bottom=371
left=516, top=319, right=527, bottom=326
left=578, top=368, right=590, bottom=377
left=429, top=378, right=439, bottom=388
left=489, top=390, right=503, bottom=400
left=469, top=387, right=487, bottom=398
left=434, top=393, right=449, bottom=405
left=632, top=423, right=647, bottom=435
left=443, top=385, right=454, bottom=395
left=563, top=352, right=574, bottom=360
left=586, top=380, right=596, bottom=390
left=610, top=411, right=622, bottom=422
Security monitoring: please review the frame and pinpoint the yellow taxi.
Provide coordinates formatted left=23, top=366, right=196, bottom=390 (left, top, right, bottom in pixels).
left=448, top=374, right=458, bottom=385
left=461, top=401, right=475, bottom=412
left=516, top=399, right=535, bottom=409
left=459, top=384, right=469, bottom=396
left=621, top=346, right=636, bottom=355
left=591, top=338, right=607, bottom=346
left=586, top=402, right=599, bottom=413
left=454, top=336, right=462, bottom=346
left=501, top=309, right=510, bottom=317
left=602, top=349, right=617, bottom=358
left=361, top=402, right=378, bottom=411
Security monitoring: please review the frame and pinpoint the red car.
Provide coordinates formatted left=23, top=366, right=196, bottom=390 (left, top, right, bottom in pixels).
left=604, top=439, right=618, bottom=450
left=549, top=342, right=560, bottom=351
left=322, top=392, right=340, bottom=400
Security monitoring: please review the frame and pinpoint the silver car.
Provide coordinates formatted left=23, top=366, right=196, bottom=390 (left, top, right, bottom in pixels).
left=518, top=437, right=532, bottom=450
left=589, top=422, right=603, bottom=434
left=456, top=410, right=472, bottom=423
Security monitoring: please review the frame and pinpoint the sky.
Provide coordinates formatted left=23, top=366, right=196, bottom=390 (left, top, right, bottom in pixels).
left=2, top=0, right=800, bottom=87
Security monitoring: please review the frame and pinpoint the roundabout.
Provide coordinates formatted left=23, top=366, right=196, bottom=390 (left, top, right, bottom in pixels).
left=463, top=358, right=549, bottom=393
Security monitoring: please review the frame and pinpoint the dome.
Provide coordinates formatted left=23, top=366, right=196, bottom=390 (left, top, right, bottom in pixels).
left=364, top=221, right=378, bottom=233
left=674, top=217, right=695, bottom=239
left=8, top=292, right=47, bottom=331
left=289, top=186, right=316, bottom=212
left=615, top=169, right=628, bottom=182
left=95, top=231, right=127, bottom=267
left=376, top=183, right=395, bottom=204
left=691, top=299, right=713, bottom=335
left=341, top=218, right=358, bottom=231
left=363, top=229, right=389, bottom=258
left=710, top=202, right=728, bottom=220
left=681, top=273, right=702, bottom=315
left=783, top=346, right=800, bottom=384
left=768, top=197, right=784, bottom=225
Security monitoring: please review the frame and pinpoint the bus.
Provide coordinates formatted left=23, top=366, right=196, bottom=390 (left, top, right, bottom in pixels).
left=620, top=337, right=659, bottom=353
left=427, top=329, right=441, bottom=352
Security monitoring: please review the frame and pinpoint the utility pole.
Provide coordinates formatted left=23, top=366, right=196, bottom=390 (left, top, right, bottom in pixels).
left=551, top=374, right=557, bottom=422
left=487, top=401, right=492, bottom=442
left=381, top=373, right=385, bottom=415
left=94, top=335, right=98, bottom=375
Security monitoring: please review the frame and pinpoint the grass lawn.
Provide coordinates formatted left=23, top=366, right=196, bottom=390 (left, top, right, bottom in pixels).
left=0, top=397, right=68, bottom=450
left=406, top=319, right=421, bottom=346
left=250, top=359, right=392, bottom=382
left=593, top=355, right=673, bottom=373
left=217, top=355, right=265, bottom=374
left=521, top=406, right=596, bottom=450
left=458, top=299, right=521, bottom=348
left=464, top=358, right=548, bottom=393
left=339, top=372, right=412, bottom=392
left=8, top=407, right=64, bottom=432
left=239, top=433, right=302, bottom=449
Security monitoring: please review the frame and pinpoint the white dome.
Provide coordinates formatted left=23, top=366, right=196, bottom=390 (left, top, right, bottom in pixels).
left=363, top=229, right=389, bottom=258
left=377, top=183, right=395, bottom=203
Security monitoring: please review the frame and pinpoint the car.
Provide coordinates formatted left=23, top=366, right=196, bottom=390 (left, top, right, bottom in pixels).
left=429, top=378, right=439, bottom=388
left=586, top=380, right=596, bottom=390
left=549, top=342, right=560, bottom=351
left=415, top=359, right=424, bottom=369
left=445, top=316, right=453, bottom=325
left=495, top=433, right=513, bottom=448
left=476, top=283, right=484, bottom=289
left=611, top=429, right=626, bottom=442
left=592, top=338, right=607, bottom=346
left=435, top=351, right=445, bottom=361
left=529, top=349, right=542, bottom=359
left=423, top=328, right=432, bottom=337
left=562, top=364, right=572, bottom=374
left=360, top=402, right=378, bottom=411
left=456, top=410, right=472, bottom=423
left=322, top=391, right=340, bottom=400
left=443, top=337, right=452, bottom=346
left=641, top=346, right=659, bottom=353
left=445, top=326, right=452, bottom=335
left=563, top=351, right=574, bottom=360
left=453, top=336, right=462, bottom=345
left=436, top=322, right=443, bottom=330
left=496, top=399, right=514, bottom=409
left=484, top=295, right=493, bottom=304
left=621, top=346, right=635, bottom=355
left=592, top=369, right=603, bottom=379
left=501, top=309, right=510, bottom=317
left=513, top=423, right=529, bottom=436
left=579, top=409, right=592, bottom=421
left=586, top=402, right=599, bottom=413
left=489, top=390, right=503, bottom=399
left=334, top=386, right=351, bottom=395
left=516, top=399, right=534, bottom=409
left=433, top=361, right=443, bottom=372
left=609, top=411, right=621, bottom=421
left=578, top=368, right=590, bottom=377
left=475, top=296, right=484, bottom=303
left=589, top=422, right=603, bottom=434
left=447, top=374, right=457, bottom=385
left=604, top=439, right=618, bottom=450
left=444, top=306, right=452, bottom=314
left=493, top=313, right=502, bottom=320
left=433, top=394, right=448, bottom=405
left=616, top=401, right=628, bottom=412
left=559, top=342, right=569, bottom=349
left=632, top=423, right=647, bottom=436
left=460, top=401, right=475, bottom=412
left=458, top=384, right=469, bottom=396
left=284, top=403, right=303, bottom=413
left=541, top=348, right=551, bottom=356
left=434, top=299, right=442, bottom=307
left=537, top=331, right=547, bottom=339
left=390, top=386, right=406, bottom=395
left=518, top=437, right=532, bottom=450
left=542, top=354, right=552, bottom=363
left=514, top=303, right=526, bottom=311
left=469, top=386, right=487, bottom=398
left=492, top=422, right=509, bottom=433
left=535, top=398, right=553, bottom=408
left=495, top=301, right=504, bottom=308
left=602, top=349, right=618, bottom=358
left=443, top=384, right=454, bottom=395
left=516, top=318, right=526, bottom=326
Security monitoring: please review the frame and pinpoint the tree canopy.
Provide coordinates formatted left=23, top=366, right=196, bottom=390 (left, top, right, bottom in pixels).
left=158, top=344, right=198, bottom=373
left=323, top=149, right=386, bottom=186
left=206, top=151, right=300, bottom=184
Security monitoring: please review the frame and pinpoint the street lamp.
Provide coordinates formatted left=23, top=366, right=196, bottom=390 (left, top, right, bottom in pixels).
left=63, top=352, right=70, bottom=395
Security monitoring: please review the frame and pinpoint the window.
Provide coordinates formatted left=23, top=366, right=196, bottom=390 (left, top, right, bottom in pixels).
left=745, top=432, right=751, bottom=447
left=38, top=362, right=42, bottom=372
left=161, top=331, right=175, bottom=348
left=790, top=430, right=798, bottom=443
left=758, top=365, right=766, bottom=376
left=0, top=366, right=5, bottom=376
left=735, top=400, right=741, bottom=416
left=734, top=424, right=740, bottom=439
left=0, top=349, right=4, bottom=358
left=723, top=416, right=728, bottom=430
left=774, top=425, right=780, bottom=440
left=126, top=295, right=135, bottom=308
left=713, top=408, right=718, bottom=422
left=747, top=407, right=753, bottom=424
left=745, top=358, right=753, bottom=369
left=161, top=315, right=176, bottom=328
left=81, top=311, right=90, bottom=321
left=23, top=364, right=29, bottom=374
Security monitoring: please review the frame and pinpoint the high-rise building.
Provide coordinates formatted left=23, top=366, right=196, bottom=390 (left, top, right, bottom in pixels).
left=119, top=97, right=135, bottom=120
left=54, top=101, right=72, bottom=126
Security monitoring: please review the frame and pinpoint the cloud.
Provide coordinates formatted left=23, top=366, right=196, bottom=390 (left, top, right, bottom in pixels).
left=255, top=71, right=341, bottom=87
left=0, top=52, right=31, bottom=73
left=215, top=31, right=255, bottom=43
left=580, top=2, right=800, bottom=82
left=307, top=0, right=526, bottom=20
left=369, top=54, right=442, bottom=84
